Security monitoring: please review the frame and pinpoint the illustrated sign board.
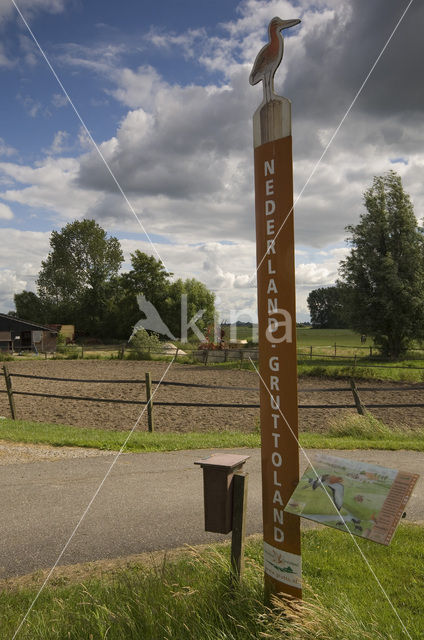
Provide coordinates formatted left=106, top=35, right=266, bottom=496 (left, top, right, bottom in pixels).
left=250, top=17, right=302, bottom=598
left=284, top=454, right=419, bottom=545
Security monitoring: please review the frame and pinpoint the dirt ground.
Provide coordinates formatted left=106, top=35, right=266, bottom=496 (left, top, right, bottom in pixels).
left=0, top=360, right=423, bottom=433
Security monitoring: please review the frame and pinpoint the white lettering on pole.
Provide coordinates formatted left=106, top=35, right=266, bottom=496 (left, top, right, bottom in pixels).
left=274, top=527, right=284, bottom=542
left=264, top=159, right=275, bottom=176
left=273, top=489, right=283, bottom=505
left=270, top=375, right=279, bottom=391
left=272, top=451, right=282, bottom=467
left=274, top=508, right=284, bottom=525
left=265, top=179, right=274, bottom=196
left=267, top=279, right=277, bottom=294
left=269, top=356, right=279, bottom=371
left=262, top=155, right=292, bottom=555
left=265, top=200, right=276, bottom=216
left=267, top=259, right=276, bottom=275
left=266, top=239, right=276, bottom=255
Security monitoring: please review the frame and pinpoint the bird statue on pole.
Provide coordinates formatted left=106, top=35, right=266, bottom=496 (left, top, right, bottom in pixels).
left=249, top=17, right=300, bottom=104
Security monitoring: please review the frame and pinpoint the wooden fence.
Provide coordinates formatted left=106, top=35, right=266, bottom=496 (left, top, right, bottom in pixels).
left=2, top=364, right=424, bottom=429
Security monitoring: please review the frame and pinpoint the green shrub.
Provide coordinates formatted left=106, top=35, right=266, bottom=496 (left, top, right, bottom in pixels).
left=129, top=329, right=161, bottom=359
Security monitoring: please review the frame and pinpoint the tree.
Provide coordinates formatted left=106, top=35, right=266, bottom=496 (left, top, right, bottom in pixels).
left=307, top=285, right=351, bottom=329
left=164, top=278, right=216, bottom=341
left=14, top=291, right=48, bottom=323
left=36, top=219, right=123, bottom=334
left=339, top=171, right=424, bottom=358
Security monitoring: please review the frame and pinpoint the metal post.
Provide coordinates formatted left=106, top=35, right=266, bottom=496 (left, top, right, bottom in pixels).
left=145, top=371, right=154, bottom=432
left=231, top=472, right=248, bottom=584
left=3, top=364, right=16, bottom=420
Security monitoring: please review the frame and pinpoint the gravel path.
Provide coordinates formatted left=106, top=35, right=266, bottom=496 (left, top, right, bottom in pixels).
left=0, top=440, right=114, bottom=465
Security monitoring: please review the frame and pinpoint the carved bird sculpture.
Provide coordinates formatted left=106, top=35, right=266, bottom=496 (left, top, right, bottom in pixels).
left=249, top=17, right=300, bottom=103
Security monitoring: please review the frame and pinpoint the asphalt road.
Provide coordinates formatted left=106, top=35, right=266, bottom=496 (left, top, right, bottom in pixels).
left=1, top=448, right=422, bottom=578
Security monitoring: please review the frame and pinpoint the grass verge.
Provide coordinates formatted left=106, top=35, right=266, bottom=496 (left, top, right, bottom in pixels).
left=1, top=525, right=422, bottom=639
left=1, top=414, right=424, bottom=451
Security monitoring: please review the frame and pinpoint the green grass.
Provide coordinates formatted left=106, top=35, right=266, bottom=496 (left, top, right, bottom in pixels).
left=1, top=524, right=422, bottom=639
left=298, top=361, right=424, bottom=383
left=1, top=415, right=424, bottom=451
left=296, top=327, right=373, bottom=347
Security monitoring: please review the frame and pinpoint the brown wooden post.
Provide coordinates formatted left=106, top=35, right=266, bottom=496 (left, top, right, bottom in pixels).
left=239, top=349, right=244, bottom=369
left=204, top=349, right=209, bottom=366
left=3, top=364, right=16, bottom=420
left=230, top=472, right=248, bottom=584
left=145, top=372, right=154, bottom=432
left=175, top=347, right=179, bottom=360
left=224, top=349, right=228, bottom=362
left=350, top=378, right=365, bottom=415
left=81, top=346, right=84, bottom=359
left=309, top=345, right=313, bottom=360
left=251, top=16, right=302, bottom=600
left=370, top=346, right=373, bottom=358
left=334, top=342, right=337, bottom=358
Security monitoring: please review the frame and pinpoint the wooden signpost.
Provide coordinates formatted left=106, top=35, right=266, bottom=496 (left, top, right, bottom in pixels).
left=250, top=17, right=302, bottom=599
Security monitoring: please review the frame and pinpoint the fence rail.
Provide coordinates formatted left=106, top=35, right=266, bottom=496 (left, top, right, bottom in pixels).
left=2, top=365, right=424, bottom=425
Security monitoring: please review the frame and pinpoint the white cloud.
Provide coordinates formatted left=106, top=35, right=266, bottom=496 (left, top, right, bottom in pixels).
left=0, top=229, right=51, bottom=312
left=0, top=139, right=16, bottom=157
left=0, top=202, right=14, bottom=219
left=43, top=130, right=70, bottom=156
left=0, top=0, right=68, bottom=25
left=1, top=0, right=423, bottom=322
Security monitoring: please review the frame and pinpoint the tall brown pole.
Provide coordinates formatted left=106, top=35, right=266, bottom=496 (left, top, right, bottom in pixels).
left=250, top=17, right=302, bottom=599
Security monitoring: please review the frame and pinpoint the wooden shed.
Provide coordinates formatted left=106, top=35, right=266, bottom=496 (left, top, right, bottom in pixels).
left=0, top=313, right=58, bottom=353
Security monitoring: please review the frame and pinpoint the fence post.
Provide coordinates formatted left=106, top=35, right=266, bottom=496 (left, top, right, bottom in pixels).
left=369, top=346, right=373, bottom=358
left=81, top=346, right=84, bottom=359
left=175, top=347, right=179, bottom=360
left=3, top=364, right=16, bottom=420
left=145, top=372, right=154, bottom=432
left=350, top=378, right=365, bottom=415
left=310, top=345, right=313, bottom=360
left=204, top=349, right=209, bottom=366
left=230, top=472, right=248, bottom=585
left=353, top=353, right=357, bottom=369
left=224, top=349, right=228, bottom=362
left=334, top=342, right=337, bottom=358
left=239, top=350, right=244, bottom=369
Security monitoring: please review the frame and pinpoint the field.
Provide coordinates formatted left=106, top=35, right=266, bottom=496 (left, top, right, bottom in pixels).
left=1, top=359, right=424, bottom=433
left=2, top=526, right=423, bottom=639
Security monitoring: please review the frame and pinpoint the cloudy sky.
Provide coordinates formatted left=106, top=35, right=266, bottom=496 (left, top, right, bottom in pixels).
left=0, top=0, right=422, bottom=322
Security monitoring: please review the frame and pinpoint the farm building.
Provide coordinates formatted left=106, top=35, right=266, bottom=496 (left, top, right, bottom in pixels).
left=0, top=313, right=58, bottom=353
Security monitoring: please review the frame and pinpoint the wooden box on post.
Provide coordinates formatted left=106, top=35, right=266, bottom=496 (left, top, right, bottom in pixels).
left=194, top=454, right=250, bottom=533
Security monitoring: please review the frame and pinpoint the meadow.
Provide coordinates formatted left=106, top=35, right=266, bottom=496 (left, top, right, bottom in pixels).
left=2, top=525, right=422, bottom=639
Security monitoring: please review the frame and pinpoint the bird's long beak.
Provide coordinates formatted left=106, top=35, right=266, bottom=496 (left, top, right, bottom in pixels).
left=280, top=19, right=301, bottom=31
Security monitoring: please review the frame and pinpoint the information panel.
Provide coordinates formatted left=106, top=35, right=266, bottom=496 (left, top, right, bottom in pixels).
left=285, top=453, right=419, bottom=545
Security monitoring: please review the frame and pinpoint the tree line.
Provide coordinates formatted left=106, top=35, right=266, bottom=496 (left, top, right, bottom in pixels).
left=307, top=171, right=424, bottom=358
left=14, top=219, right=215, bottom=342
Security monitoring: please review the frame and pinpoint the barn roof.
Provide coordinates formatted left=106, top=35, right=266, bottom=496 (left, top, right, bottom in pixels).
left=0, top=313, right=59, bottom=333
